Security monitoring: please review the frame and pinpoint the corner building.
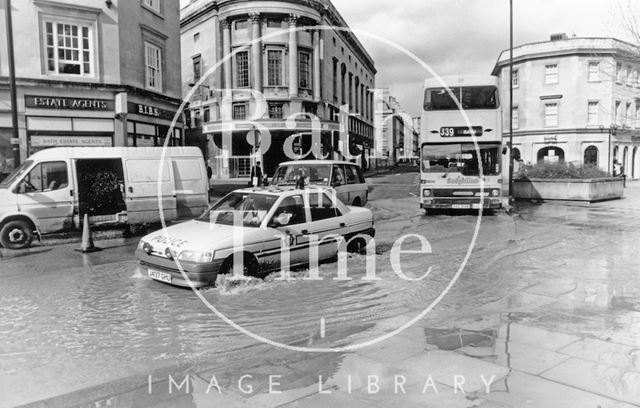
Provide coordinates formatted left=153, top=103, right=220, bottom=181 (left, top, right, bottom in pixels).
left=493, top=35, right=640, bottom=177
left=0, top=0, right=183, bottom=176
left=181, top=0, right=376, bottom=179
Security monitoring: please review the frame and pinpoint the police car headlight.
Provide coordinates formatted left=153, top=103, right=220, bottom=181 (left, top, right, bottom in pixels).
left=177, top=250, right=214, bottom=263
left=423, top=189, right=432, bottom=197
left=491, top=189, right=500, bottom=197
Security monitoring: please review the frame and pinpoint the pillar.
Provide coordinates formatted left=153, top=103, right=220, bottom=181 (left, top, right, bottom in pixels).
left=288, top=14, right=299, bottom=98
left=250, top=13, right=262, bottom=92
left=312, top=29, right=321, bottom=101
left=221, top=18, right=232, bottom=98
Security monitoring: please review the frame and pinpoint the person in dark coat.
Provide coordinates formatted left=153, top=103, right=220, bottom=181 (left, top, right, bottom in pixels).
left=251, top=161, right=263, bottom=187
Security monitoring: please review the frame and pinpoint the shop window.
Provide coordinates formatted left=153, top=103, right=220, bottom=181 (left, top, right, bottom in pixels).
left=0, top=132, right=15, bottom=176
left=45, top=21, right=93, bottom=76
left=584, top=145, right=598, bottom=166
left=267, top=49, right=284, bottom=86
left=144, top=42, right=163, bottom=92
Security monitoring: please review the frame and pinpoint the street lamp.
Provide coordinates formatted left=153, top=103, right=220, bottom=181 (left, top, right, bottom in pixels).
left=601, top=124, right=618, bottom=174
left=508, top=0, right=514, bottom=202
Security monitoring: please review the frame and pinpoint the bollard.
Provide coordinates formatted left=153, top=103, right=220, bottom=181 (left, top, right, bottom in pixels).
left=76, top=214, right=102, bottom=253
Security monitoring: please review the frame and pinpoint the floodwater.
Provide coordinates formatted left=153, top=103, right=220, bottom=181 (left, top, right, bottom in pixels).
left=1, top=173, right=640, bottom=407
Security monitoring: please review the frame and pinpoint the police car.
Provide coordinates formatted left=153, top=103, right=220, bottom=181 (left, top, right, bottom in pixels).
left=135, top=186, right=375, bottom=288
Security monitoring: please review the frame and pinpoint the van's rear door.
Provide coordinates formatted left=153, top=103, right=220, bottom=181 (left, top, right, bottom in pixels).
left=171, top=158, right=209, bottom=219
left=124, top=159, right=177, bottom=224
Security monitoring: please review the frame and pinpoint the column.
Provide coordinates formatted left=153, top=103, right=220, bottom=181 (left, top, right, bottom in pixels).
left=312, top=29, right=321, bottom=101
left=288, top=14, right=299, bottom=98
left=249, top=13, right=262, bottom=92
left=213, top=13, right=223, bottom=94
left=221, top=18, right=232, bottom=98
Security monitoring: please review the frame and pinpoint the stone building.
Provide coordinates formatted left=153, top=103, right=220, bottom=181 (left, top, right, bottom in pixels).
left=0, top=0, right=183, bottom=176
left=493, top=34, right=640, bottom=177
left=180, top=0, right=376, bottom=180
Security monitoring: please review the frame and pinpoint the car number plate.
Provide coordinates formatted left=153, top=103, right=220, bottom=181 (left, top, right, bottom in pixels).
left=148, top=269, right=172, bottom=283
left=452, top=204, right=471, bottom=209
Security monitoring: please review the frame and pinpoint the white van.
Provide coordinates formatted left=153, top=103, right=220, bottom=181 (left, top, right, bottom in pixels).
left=272, top=160, right=368, bottom=207
left=0, top=147, right=209, bottom=249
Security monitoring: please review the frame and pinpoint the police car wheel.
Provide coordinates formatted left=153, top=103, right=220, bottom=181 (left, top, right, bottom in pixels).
left=219, top=254, right=259, bottom=278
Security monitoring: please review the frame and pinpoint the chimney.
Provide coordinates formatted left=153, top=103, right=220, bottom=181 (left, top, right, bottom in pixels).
left=550, top=33, right=569, bottom=41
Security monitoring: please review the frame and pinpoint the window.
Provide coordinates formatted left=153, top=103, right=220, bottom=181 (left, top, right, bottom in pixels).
left=512, top=69, right=519, bottom=88
left=142, top=0, right=160, bottom=12
left=268, top=103, right=283, bottom=119
left=235, top=51, right=249, bottom=88
left=331, top=165, right=346, bottom=187
left=144, top=42, right=162, bottom=91
left=544, top=103, right=558, bottom=127
left=626, top=102, right=633, bottom=127
left=627, top=65, right=633, bottom=85
left=203, top=108, right=210, bottom=123
left=271, top=195, right=306, bottom=226
left=616, top=63, right=622, bottom=82
left=345, top=165, right=360, bottom=184
left=45, top=21, right=93, bottom=76
left=233, top=103, right=247, bottom=120
left=332, top=59, right=338, bottom=103
left=636, top=105, right=640, bottom=128
left=192, top=55, right=201, bottom=83
left=512, top=106, right=519, bottom=129
left=267, top=49, right=284, bottom=86
left=303, top=103, right=317, bottom=116
left=588, top=62, right=600, bottom=81
left=193, top=33, right=200, bottom=42
left=544, top=64, right=558, bottom=84
left=234, top=20, right=248, bottom=30
left=20, top=162, right=68, bottom=193
left=308, top=192, right=341, bottom=221
left=615, top=101, right=622, bottom=125
left=584, top=145, right=598, bottom=166
left=299, top=51, right=311, bottom=89
left=587, top=101, right=599, bottom=125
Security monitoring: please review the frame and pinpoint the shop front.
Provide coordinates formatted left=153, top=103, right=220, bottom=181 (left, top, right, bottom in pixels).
left=125, top=97, right=183, bottom=148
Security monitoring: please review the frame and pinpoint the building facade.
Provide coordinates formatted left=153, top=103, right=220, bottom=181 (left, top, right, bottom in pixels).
left=493, top=35, right=640, bottom=178
left=180, top=0, right=376, bottom=180
left=0, top=0, right=183, bottom=176
left=371, top=89, right=418, bottom=168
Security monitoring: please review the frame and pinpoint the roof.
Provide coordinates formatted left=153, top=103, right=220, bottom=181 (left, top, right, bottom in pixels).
left=491, top=36, right=640, bottom=75
left=233, top=185, right=333, bottom=196
left=278, top=160, right=359, bottom=166
left=424, top=75, right=499, bottom=89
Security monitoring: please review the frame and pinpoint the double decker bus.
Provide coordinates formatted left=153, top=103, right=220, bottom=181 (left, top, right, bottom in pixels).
left=420, top=75, right=504, bottom=212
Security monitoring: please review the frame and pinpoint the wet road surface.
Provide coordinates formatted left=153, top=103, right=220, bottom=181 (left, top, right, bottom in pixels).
left=1, top=173, right=640, bottom=407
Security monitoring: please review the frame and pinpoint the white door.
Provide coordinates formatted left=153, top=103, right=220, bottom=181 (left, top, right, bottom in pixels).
left=171, top=159, right=208, bottom=219
left=264, top=194, right=310, bottom=269
left=306, top=191, right=348, bottom=261
left=124, top=159, right=177, bottom=224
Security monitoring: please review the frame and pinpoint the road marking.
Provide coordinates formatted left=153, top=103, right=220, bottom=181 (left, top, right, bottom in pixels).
left=320, top=318, right=326, bottom=338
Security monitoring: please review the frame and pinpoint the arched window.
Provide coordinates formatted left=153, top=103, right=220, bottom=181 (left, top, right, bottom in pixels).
left=633, top=147, right=638, bottom=179
left=584, top=145, right=598, bottom=166
left=537, top=146, right=565, bottom=164
left=623, top=146, right=629, bottom=175
left=512, top=147, right=522, bottom=161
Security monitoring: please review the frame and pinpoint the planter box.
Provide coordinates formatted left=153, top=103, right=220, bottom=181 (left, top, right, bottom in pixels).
left=514, top=178, right=624, bottom=202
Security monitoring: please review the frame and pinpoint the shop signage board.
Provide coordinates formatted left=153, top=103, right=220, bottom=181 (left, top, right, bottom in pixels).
left=30, top=136, right=113, bottom=148
left=25, top=95, right=115, bottom=111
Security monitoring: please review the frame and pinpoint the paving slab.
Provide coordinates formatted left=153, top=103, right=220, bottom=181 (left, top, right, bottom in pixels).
left=558, top=338, right=640, bottom=372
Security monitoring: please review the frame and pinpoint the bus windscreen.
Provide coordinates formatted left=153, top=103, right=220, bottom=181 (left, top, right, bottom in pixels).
left=421, top=144, right=501, bottom=176
left=424, top=86, right=499, bottom=111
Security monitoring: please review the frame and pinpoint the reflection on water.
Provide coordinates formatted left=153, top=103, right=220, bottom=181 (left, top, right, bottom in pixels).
left=3, top=198, right=640, bottom=406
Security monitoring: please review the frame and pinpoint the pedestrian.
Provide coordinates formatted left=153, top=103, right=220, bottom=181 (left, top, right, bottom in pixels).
left=251, top=161, right=263, bottom=187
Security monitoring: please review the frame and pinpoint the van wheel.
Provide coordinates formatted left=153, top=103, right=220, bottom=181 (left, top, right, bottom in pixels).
left=352, top=197, right=362, bottom=207
left=219, top=253, right=259, bottom=278
left=0, top=220, right=34, bottom=250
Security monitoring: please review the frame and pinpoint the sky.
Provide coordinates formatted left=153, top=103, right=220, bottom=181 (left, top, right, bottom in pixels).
left=180, top=0, right=639, bottom=116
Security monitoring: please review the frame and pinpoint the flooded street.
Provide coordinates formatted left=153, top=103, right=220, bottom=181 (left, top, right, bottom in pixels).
left=1, top=172, right=640, bottom=407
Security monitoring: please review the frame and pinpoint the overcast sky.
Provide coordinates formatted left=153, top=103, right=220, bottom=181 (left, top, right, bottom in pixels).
left=181, top=0, right=639, bottom=116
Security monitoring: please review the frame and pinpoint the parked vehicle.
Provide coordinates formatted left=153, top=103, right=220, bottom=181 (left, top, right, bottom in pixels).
left=135, top=186, right=375, bottom=288
left=272, top=160, right=368, bottom=207
left=0, top=147, right=209, bottom=249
